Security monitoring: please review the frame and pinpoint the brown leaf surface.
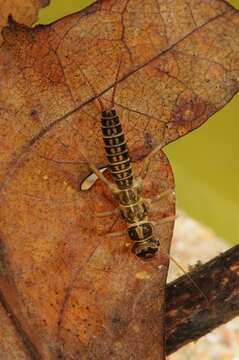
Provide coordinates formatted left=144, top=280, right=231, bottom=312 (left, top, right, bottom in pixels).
left=0, top=0, right=238, bottom=359
left=0, top=0, right=49, bottom=45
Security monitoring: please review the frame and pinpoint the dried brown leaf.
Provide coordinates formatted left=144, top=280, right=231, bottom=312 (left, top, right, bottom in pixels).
left=0, top=0, right=49, bottom=45
left=0, top=0, right=238, bottom=359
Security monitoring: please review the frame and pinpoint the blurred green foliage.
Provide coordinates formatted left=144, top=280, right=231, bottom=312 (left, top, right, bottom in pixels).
left=37, top=0, right=239, bottom=244
left=37, top=0, right=95, bottom=24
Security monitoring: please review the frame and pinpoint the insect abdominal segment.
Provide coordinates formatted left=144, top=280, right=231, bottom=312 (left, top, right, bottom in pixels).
left=101, top=109, right=159, bottom=258
left=101, top=109, right=133, bottom=189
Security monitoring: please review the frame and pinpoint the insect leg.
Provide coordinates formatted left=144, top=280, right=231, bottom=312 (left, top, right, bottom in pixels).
left=79, top=149, right=116, bottom=192
left=144, top=189, right=175, bottom=207
left=139, top=141, right=166, bottom=180
left=96, top=208, right=119, bottom=218
left=152, top=215, right=176, bottom=226
left=104, top=230, right=127, bottom=238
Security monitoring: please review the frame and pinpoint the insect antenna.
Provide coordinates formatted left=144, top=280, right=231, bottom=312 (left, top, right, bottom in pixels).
left=78, top=66, right=105, bottom=112
left=111, top=55, right=124, bottom=108
left=169, top=255, right=209, bottom=303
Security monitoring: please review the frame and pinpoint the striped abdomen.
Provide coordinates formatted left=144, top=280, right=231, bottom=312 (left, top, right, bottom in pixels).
left=101, top=109, right=133, bottom=190
left=101, top=108, right=160, bottom=258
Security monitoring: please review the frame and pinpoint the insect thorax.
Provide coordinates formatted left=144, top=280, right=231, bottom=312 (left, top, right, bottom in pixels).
left=115, top=187, right=147, bottom=224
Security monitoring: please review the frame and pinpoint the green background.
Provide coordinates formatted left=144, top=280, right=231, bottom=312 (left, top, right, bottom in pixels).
left=37, top=1, right=239, bottom=245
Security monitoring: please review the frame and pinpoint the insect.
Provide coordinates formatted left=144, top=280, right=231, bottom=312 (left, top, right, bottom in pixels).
left=82, top=112, right=208, bottom=299
left=100, top=108, right=176, bottom=258
left=80, top=59, right=175, bottom=259
left=17, top=56, right=206, bottom=299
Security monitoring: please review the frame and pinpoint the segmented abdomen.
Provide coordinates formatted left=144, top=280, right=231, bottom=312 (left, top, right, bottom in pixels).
left=101, top=109, right=133, bottom=190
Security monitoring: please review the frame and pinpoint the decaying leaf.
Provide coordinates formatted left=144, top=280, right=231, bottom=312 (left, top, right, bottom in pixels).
left=0, top=0, right=238, bottom=359
left=0, top=0, right=49, bottom=45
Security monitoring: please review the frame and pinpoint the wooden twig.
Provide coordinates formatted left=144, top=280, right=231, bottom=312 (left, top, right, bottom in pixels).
left=165, top=245, right=239, bottom=355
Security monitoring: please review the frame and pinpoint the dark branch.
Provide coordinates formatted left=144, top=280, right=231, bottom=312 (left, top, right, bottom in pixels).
left=166, top=244, right=239, bottom=355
